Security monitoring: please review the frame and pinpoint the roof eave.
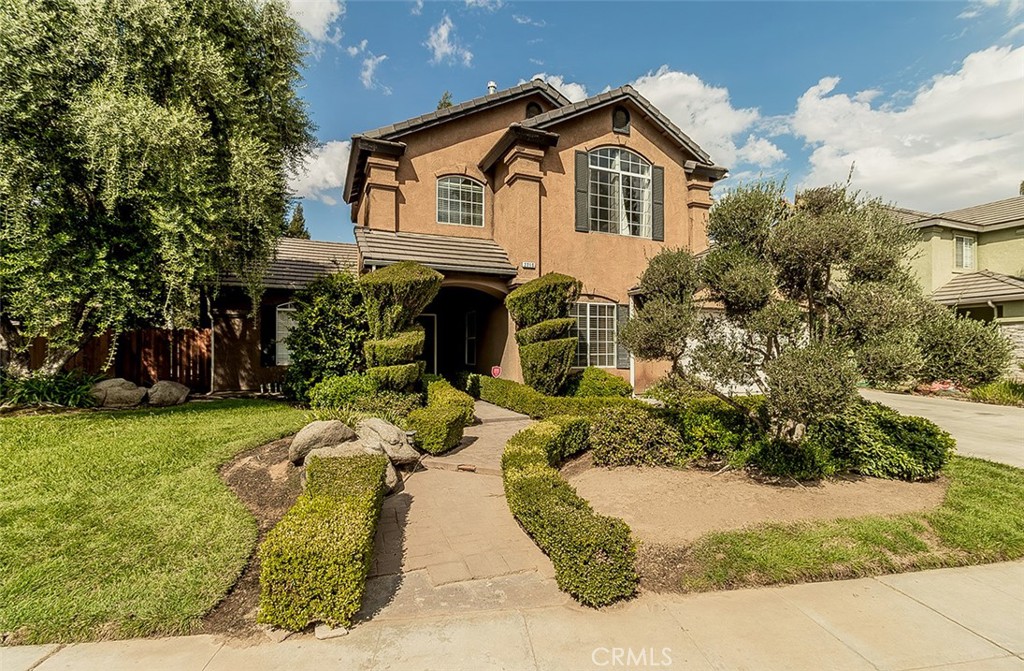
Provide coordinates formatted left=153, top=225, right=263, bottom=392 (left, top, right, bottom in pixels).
left=479, top=124, right=560, bottom=173
left=360, top=256, right=517, bottom=277
left=343, top=136, right=407, bottom=210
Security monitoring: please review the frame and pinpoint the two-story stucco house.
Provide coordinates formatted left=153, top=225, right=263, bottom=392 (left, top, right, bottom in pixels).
left=211, top=79, right=726, bottom=392
left=894, top=195, right=1024, bottom=369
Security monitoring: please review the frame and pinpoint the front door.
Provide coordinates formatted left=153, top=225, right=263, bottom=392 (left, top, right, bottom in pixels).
left=417, top=314, right=438, bottom=374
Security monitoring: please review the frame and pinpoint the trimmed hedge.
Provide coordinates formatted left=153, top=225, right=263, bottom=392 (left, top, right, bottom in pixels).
left=502, top=417, right=638, bottom=606
left=367, top=361, right=425, bottom=391
left=590, top=405, right=691, bottom=467
left=505, top=273, right=582, bottom=328
left=358, top=261, right=443, bottom=339
left=573, top=367, right=633, bottom=398
left=363, top=326, right=425, bottom=367
left=407, top=378, right=476, bottom=454
left=514, top=317, right=576, bottom=346
left=479, top=376, right=641, bottom=419
left=520, top=337, right=577, bottom=396
left=308, top=374, right=378, bottom=410
left=258, top=454, right=387, bottom=631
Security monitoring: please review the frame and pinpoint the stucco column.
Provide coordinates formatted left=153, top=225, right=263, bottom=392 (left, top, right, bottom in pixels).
left=364, top=155, right=401, bottom=231
left=685, top=177, right=714, bottom=253
left=499, top=144, right=545, bottom=281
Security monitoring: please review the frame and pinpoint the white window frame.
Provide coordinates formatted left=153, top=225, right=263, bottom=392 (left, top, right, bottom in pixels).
left=570, top=302, right=617, bottom=368
left=465, top=311, right=477, bottom=366
left=587, top=147, right=652, bottom=239
left=436, top=175, right=485, bottom=227
left=275, top=302, right=297, bottom=366
left=954, top=234, right=976, bottom=270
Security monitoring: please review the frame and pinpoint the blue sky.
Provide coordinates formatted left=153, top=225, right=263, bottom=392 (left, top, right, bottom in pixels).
left=285, top=0, right=1024, bottom=241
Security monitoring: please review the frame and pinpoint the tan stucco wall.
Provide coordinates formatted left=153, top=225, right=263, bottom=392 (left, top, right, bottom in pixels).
left=978, top=227, right=1024, bottom=277
left=355, top=95, right=716, bottom=392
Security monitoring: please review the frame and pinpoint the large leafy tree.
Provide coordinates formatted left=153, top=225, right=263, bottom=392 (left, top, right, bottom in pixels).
left=622, top=180, right=925, bottom=436
left=0, top=0, right=314, bottom=375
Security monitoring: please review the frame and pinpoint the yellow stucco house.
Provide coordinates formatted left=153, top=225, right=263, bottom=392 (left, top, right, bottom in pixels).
left=894, top=195, right=1024, bottom=369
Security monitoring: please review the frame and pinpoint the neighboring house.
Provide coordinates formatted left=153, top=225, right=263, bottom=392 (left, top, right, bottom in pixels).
left=214, top=79, right=726, bottom=392
left=895, top=195, right=1024, bottom=369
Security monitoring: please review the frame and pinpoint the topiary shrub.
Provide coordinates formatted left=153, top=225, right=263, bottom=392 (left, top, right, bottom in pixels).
left=308, top=374, right=378, bottom=410
left=519, top=337, right=577, bottom=396
left=406, top=378, right=476, bottom=454
left=280, top=272, right=368, bottom=402
left=590, top=405, right=690, bottom=467
left=358, top=262, right=443, bottom=339
left=363, top=326, right=425, bottom=367
left=514, top=317, right=576, bottom=346
left=917, top=303, right=1012, bottom=387
left=502, top=417, right=637, bottom=606
left=573, top=367, right=632, bottom=398
left=505, top=273, right=582, bottom=329
left=257, top=454, right=387, bottom=631
left=366, top=361, right=425, bottom=391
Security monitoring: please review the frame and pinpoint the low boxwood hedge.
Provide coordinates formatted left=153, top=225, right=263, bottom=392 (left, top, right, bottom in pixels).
left=363, top=326, right=425, bottom=367
left=407, top=378, right=476, bottom=454
left=502, top=417, right=637, bottom=606
left=479, top=376, right=642, bottom=418
left=366, top=361, right=425, bottom=391
left=572, top=367, right=633, bottom=398
left=514, top=317, right=576, bottom=346
left=258, top=454, right=387, bottom=631
left=308, top=374, right=378, bottom=410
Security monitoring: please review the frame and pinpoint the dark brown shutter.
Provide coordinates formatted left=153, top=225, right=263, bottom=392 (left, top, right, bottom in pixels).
left=651, top=165, right=665, bottom=241
left=259, top=302, right=277, bottom=368
left=616, top=303, right=630, bottom=369
left=575, top=150, right=589, bottom=233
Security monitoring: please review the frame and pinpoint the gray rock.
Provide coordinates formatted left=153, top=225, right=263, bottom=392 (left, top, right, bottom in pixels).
left=384, top=459, right=400, bottom=493
left=147, top=380, right=190, bottom=407
left=288, top=420, right=356, bottom=464
left=314, top=624, right=349, bottom=640
left=260, top=625, right=293, bottom=643
left=356, top=418, right=421, bottom=465
left=91, top=378, right=146, bottom=408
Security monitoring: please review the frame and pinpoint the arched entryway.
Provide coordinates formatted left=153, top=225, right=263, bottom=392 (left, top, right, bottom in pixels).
left=417, top=282, right=508, bottom=377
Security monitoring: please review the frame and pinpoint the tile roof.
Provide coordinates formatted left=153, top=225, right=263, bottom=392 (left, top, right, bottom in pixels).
left=932, top=269, right=1024, bottom=305
left=354, top=227, right=517, bottom=277
left=359, top=80, right=570, bottom=141
left=221, top=238, right=357, bottom=290
left=520, top=85, right=717, bottom=167
left=886, top=206, right=934, bottom=226
left=937, top=196, right=1024, bottom=227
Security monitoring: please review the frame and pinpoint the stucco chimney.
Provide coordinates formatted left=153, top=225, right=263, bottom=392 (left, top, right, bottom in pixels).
left=487, top=81, right=497, bottom=95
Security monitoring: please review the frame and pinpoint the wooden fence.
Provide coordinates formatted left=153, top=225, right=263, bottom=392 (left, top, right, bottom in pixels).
left=25, top=329, right=212, bottom=392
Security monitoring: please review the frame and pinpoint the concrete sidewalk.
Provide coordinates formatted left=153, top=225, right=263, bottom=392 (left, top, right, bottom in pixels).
left=860, top=389, right=1024, bottom=467
left=7, top=561, right=1022, bottom=671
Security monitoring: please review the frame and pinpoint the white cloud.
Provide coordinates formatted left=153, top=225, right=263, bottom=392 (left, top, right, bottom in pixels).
left=523, top=73, right=588, bottom=102
left=289, top=140, right=351, bottom=206
left=284, top=0, right=344, bottom=44
left=790, top=45, right=1024, bottom=211
left=360, top=54, right=391, bottom=94
left=513, top=14, right=545, bottom=27
left=465, top=0, right=503, bottom=9
left=1005, top=22, right=1024, bottom=38
left=425, top=15, right=473, bottom=66
left=411, top=0, right=423, bottom=15
left=346, top=39, right=367, bottom=57
left=629, top=66, right=785, bottom=169
left=959, top=0, right=1022, bottom=18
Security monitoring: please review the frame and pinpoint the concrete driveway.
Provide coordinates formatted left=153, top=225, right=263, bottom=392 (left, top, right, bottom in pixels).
left=860, top=389, right=1024, bottom=468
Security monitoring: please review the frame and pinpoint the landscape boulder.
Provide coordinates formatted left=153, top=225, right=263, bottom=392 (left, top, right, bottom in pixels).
left=147, top=380, right=190, bottom=407
left=356, top=418, right=421, bottom=465
left=91, top=378, right=147, bottom=408
left=301, top=440, right=400, bottom=493
left=288, top=420, right=357, bottom=464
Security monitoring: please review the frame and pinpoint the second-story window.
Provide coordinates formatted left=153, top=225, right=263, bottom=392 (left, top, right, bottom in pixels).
left=437, top=176, right=484, bottom=227
left=954, top=234, right=976, bottom=270
left=588, top=147, right=652, bottom=238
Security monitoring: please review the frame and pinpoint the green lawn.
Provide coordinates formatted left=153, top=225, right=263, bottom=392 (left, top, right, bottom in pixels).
left=678, top=456, right=1024, bottom=591
left=0, top=400, right=308, bottom=644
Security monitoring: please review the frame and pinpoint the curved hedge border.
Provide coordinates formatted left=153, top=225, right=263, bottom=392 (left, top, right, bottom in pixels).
left=257, top=454, right=387, bottom=631
left=407, top=379, right=475, bottom=454
left=479, top=376, right=641, bottom=419
left=502, top=416, right=638, bottom=606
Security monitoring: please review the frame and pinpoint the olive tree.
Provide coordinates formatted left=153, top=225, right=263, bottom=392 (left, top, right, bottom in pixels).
left=0, top=0, right=313, bottom=375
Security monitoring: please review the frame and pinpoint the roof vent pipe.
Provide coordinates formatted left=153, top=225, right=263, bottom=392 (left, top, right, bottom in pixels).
left=487, top=80, right=497, bottom=95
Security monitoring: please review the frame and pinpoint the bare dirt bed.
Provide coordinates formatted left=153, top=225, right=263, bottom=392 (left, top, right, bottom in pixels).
left=566, top=457, right=947, bottom=547
left=199, top=437, right=301, bottom=641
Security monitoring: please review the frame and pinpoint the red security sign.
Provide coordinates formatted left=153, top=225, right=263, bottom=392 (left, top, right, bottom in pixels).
left=491, top=366, right=502, bottom=378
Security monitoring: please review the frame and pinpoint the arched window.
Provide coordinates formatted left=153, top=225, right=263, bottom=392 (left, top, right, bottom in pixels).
left=612, top=106, right=631, bottom=134
left=437, top=175, right=485, bottom=227
left=525, top=101, right=542, bottom=118
left=588, top=147, right=652, bottom=238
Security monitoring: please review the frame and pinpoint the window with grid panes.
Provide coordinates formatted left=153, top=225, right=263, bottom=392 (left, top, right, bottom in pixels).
left=437, top=176, right=484, bottom=227
left=570, top=302, right=617, bottom=368
left=588, top=147, right=652, bottom=238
